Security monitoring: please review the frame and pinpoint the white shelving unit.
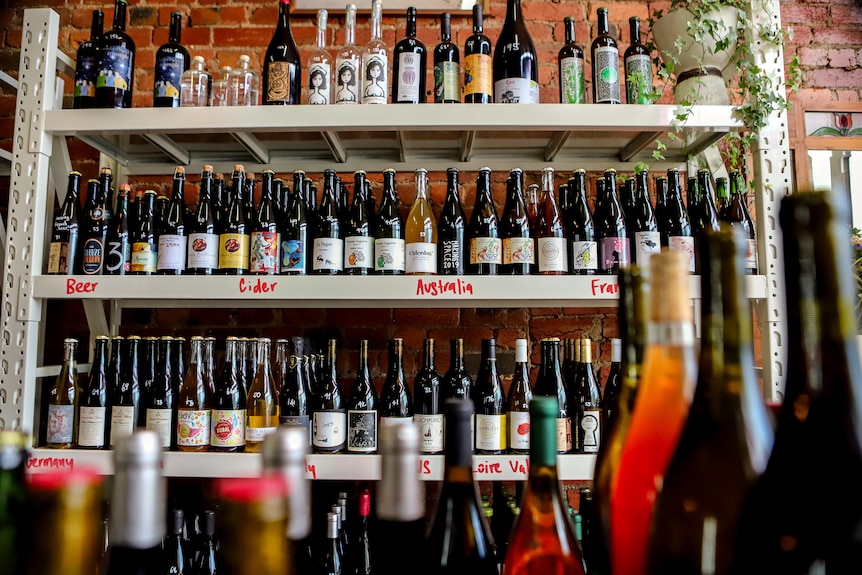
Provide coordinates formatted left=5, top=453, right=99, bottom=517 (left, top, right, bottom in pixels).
left=0, top=5, right=793, bottom=482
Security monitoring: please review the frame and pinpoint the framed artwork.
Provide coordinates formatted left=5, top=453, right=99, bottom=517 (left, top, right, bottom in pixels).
left=294, top=0, right=489, bottom=15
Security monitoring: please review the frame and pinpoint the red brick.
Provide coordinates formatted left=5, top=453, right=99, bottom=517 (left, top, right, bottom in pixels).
left=213, top=27, right=271, bottom=48
left=126, top=27, right=153, bottom=47
left=808, top=67, right=862, bottom=88
left=797, top=47, right=828, bottom=67
left=329, top=308, right=394, bottom=327
left=836, top=89, right=860, bottom=101
left=797, top=87, right=833, bottom=102
left=394, top=308, right=460, bottom=327
left=828, top=48, right=858, bottom=68
left=780, top=5, right=830, bottom=24
left=220, top=6, right=249, bottom=25
left=831, top=5, right=862, bottom=25
left=191, top=7, right=220, bottom=27
left=813, top=26, right=862, bottom=46
left=251, top=6, right=279, bottom=26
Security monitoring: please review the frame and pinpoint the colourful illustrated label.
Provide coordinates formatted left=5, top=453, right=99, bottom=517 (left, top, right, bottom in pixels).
left=81, top=238, right=104, bottom=275
left=307, top=62, right=331, bottom=105
left=335, top=57, right=360, bottom=104
left=266, top=61, right=294, bottom=103
left=131, top=241, right=157, bottom=273
left=435, top=61, right=460, bottom=102
left=345, top=236, right=374, bottom=270
left=572, top=240, right=598, bottom=271
left=463, top=53, right=492, bottom=98
left=187, top=233, right=219, bottom=270
left=599, top=237, right=631, bottom=271
left=374, top=238, right=405, bottom=272
left=509, top=411, right=531, bottom=451
left=625, top=54, right=653, bottom=104
left=503, top=237, right=535, bottom=265
left=97, top=45, right=133, bottom=93
left=397, top=52, right=421, bottom=103
left=560, top=56, right=586, bottom=103
left=154, top=52, right=185, bottom=106
left=280, top=239, right=306, bottom=273
left=250, top=231, right=280, bottom=274
left=177, top=409, right=211, bottom=447
left=470, top=237, right=502, bottom=265
left=362, top=53, right=388, bottom=105
left=74, top=52, right=98, bottom=99
left=46, top=405, right=75, bottom=444
left=668, top=236, right=696, bottom=272
left=218, top=233, right=249, bottom=271
left=211, top=409, right=246, bottom=447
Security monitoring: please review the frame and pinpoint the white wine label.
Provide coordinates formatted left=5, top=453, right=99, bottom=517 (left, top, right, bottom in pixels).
left=572, top=240, right=599, bottom=270
left=347, top=409, right=378, bottom=453
left=396, top=52, right=421, bottom=103
left=313, top=237, right=344, bottom=271
left=599, top=237, right=631, bottom=270
left=380, top=416, right=413, bottom=427
left=406, top=242, right=437, bottom=274
left=187, top=233, right=219, bottom=270
left=414, top=413, right=444, bottom=453
left=177, top=409, right=211, bottom=447
left=503, top=237, right=535, bottom=265
left=157, top=234, right=187, bottom=271
left=46, top=405, right=75, bottom=444
left=246, top=426, right=277, bottom=443
left=345, top=236, right=374, bottom=270
left=470, top=237, right=502, bottom=265
left=494, top=77, right=540, bottom=104
left=464, top=53, right=492, bottom=98
left=374, top=238, right=405, bottom=272
left=633, top=231, right=661, bottom=274
left=668, top=236, right=696, bottom=272
left=211, top=409, right=246, bottom=447
left=307, top=62, right=331, bottom=105
left=556, top=417, right=573, bottom=452
left=146, top=409, right=174, bottom=448
left=538, top=237, right=568, bottom=272
left=362, top=53, right=388, bottom=105
left=335, top=57, right=361, bottom=104
left=218, top=233, right=249, bottom=271
left=131, top=242, right=157, bottom=273
left=560, top=56, right=586, bottom=104
left=266, top=61, right=295, bottom=103
left=625, top=54, right=653, bottom=104
left=509, top=411, right=531, bottom=451
left=78, top=406, right=106, bottom=447
left=250, top=231, right=280, bottom=274
left=475, top=414, right=507, bottom=451
left=746, top=239, right=758, bottom=271
left=435, top=61, right=460, bottom=102
left=110, top=405, right=136, bottom=446
left=313, top=411, right=347, bottom=448
left=594, top=46, right=621, bottom=104
left=581, top=409, right=601, bottom=453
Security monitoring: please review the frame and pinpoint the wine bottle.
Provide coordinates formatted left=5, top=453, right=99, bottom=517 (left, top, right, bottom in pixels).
left=654, top=175, right=669, bottom=241
left=146, top=337, right=175, bottom=450
left=73, top=10, right=103, bottom=109
left=245, top=338, right=279, bottom=453
left=623, top=17, right=653, bottom=104
left=620, top=177, right=637, bottom=233
left=162, top=509, right=189, bottom=574
left=153, top=12, right=189, bottom=108
left=414, top=338, right=444, bottom=455
left=473, top=339, right=507, bottom=455
left=96, top=0, right=135, bottom=109
left=353, top=490, right=373, bottom=575
left=307, top=9, right=332, bottom=105
left=79, top=178, right=108, bottom=275
left=534, top=338, right=573, bottom=454
left=630, top=170, right=661, bottom=276
left=463, top=3, right=492, bottom=104
left=321, top=512, right=343, bottom=575
left=278, top=337, right=310, bottom=444
left=280, top=170, right=309, bottom=275
left=591, top=7, right=621, bottom=104
left=345, top=170, right=374, bottom=275
left=434, top=13, right=461, bottom=103
left=537, top=167, right=568, bottom=274
left=559, top=16, right=586, bottom=104
left=406, top=168, right=437, bottom=275
left=173, top=336, right=188, bottom=393
left=503, top=396, right=588, bottom=575
left=392, top=7, right=427, bottom=104
left=104, top=183, right=131, bottom=275
left=611, top=253, right=696, bottom=575
left=380, top=338, right=414, bottom=427
left=576, top=339, right=602, bottom=454
left=493, top=0, right=539, bottom=104
left=567, top=169, right=597, bottom=275
left=507, top=338, right=533, bottom=455
left=500, top=168, right=535, bottom=275
left=192, top=511, right=217, bottom=575
left=595, top=169, right=630, bottom=274
left=176, top=337, right=212, bottom=452
left=78, top=336, right=109, bottom=450
left=467, top=168, right=502, bottom=275
left=662, top=168, right=695, bottom=273
left=210, top=336, right=246, bottom=452
left=526, top=183, right=539, bottom=232
left=131, top=190, right=158, bottom=275
left=362, top=0, right=389, bottom=105
left=156, top=167, right=188, bottom=274
left=603, top=338, right=622, bottom=424
left=697, top=169, right=722, bottom=234
left=561, top=338, right=579, bottom=396
left=422, top=399, right=498, bottom=574
left=442, top=338, right=473, bottom=404
left=106, top=337, right=129, bottom=446
left=347, top=339, right=379, bottom=454
left=312, top=339, right=347, bottom=453
left=263, top=0, right=301, bottom=105
left=727, top=170, right=758, bottom=275
left=313, top=169, right=344, bottom=275
left=155, top=194, right=169, bottom=233
left=715, top=176, right=730, bottom=217
left=374, top=168, right=406, bottom=275
left=243, top=173, right=257, bottom=226
left=46, top=338, right=79, bottom=449
left=218, top=165, right=250, bottom=274
left=686, top=176, right=703, bottom=240
left=250, top=170, right=280, bottom=275
left=438, top=167, right=467, bottom=275
left=48, top=172, right=82, bottom=275
left=186, top=166, right=218, bottom=275
left=335, top=4, right=362, bottom=104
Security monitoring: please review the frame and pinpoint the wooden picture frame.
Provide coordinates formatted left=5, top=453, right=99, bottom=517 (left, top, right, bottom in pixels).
left=293, top=0, right=489, bottom=16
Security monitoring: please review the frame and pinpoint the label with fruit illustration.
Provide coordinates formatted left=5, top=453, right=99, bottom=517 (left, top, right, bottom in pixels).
left=508, top=411, right=530, bottom=450
left=345, top=236, right=373, bottom=270
left=177, top=410, right=211, bottom=447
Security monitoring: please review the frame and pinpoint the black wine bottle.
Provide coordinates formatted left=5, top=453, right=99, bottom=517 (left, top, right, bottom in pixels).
left=78, top=336, right=109, bottom=450
left=313, top=170, right=344, bottom=274
left=534, top=338, right=573, bottom=454
left=662, top=168, right=694, bottom=273
left=263, top=0, right=301, bottom=105
left=434, top=13, right=461, bottom=103
left=442, top=338, right=472, bottom=404
left=392, top=7, right=427, bottom=104
left=467, top=168, right=501, bottom=275
left=654, top=175, right=669, bottom=241
left=630, top=170, right=661, bottom=276
left=347, top=339, right=379, bottom=454
left=187, top=166, right=218, bottom=275
left=146, top=337, right=175, bottom=450
left=493, top=0, right=539, bottom=104
left=153, top=12, right=189, bottom=108
left=73, top=10, right=103, bottom=109
left=380, top=338, right=414, bottom=426
left=211, top=337, right=247, bottom=452
left=278, top=336, right=310, bottom=445
left=500, top=168, right=535, bottom=275
left=463, top=3, right=493, bottom=104
left=218, top=165, right=250, bottom=275
left=250, top=170, right=280, bottom=275
left=374, top=168, right=405, bottom=275
left=96, top=0, right=135, bottom=109
left=559, top=16, right=586, bottom=104
left=48, top=172, right=82, bottom=275
left=438, top=167, right=467, bottom=275
left=591, top=7, right=621, bottom=104
left=727, top=170, right=758, bottom=275
left=79, top=178, right=108, bottom=275
left=311, top=339, right=346, bottom=453
left=575, top=339, right=602, bottom=454
left=104, top=183, right=131, bottom=275
left=130, top=190, right=157, bottom=275
left=473, top=339, right=507, bottom=455
left=156, top=167, right=187, bottom=275
left=345, top=170, right=374, bottom=275
left=280, top=170, right=309, bottom=275
left=594, top=169, right=630, bottom=274
left=623, top=17, right=653, bottom=104
left=413, top=338, right=444, bottom=455
left=567, top=170, right=597, bottom=275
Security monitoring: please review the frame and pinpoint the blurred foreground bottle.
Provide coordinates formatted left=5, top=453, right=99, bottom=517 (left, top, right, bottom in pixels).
left=0, top=431, right=28, bottom=575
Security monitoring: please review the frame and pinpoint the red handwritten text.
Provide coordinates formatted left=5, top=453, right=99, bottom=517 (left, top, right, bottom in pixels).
left=66, top=279, right=98, bottom=294
left=239, top=278, right=278, bottom=294
left=590, top=278, right=619, bottom=297
left=508, top=458, right=529, bottom=475
left=306, top=463, right=317, bottom=480
left=419, top=459, right=432, bottom=475
left=474, top=461, right=503, bottom=474
left=26, top=456, right=74, bottom=470
left=416, top=278, right=474, bottom=297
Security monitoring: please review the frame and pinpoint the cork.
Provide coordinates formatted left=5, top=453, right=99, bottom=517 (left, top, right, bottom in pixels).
left=649, top=252, right=691, bottom=322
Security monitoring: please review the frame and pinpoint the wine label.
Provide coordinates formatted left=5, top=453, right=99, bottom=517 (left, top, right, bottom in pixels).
left=74, top=52, right=98, bottom=99
left=154, top=51, right=185, bottom=106
left=396, top=52, right=422, bottom=103
left=146, top=408, right=174, bottom=448
left=475, top=414, right=507, bottom=451
left=347, top=409, right=378, bottom=453
left=374, top=238, right=405, bottom=272
left=414, top=413, right=444, bottom=453
left=668, top=236, right=696, bottom=272
left=406, top=242, right=437, bottom=274
left=599, top=237, right=631, bottom=271
left=47, top=241, right=68, bottom=274
left=280, top=239, right=306, bottom=274
left=250, top=231, right=280, bottom=274
left=46, top=405, right=75, bottom=444
left=81, top=237, right=104, bottom=274
left=560, top=56, right=586, bottom=104
left=187, top=233, right=219, bottom=270
left=97, top=45, right=133, bottom=94
left=266, top=61, right=295, bottom=104
left=131, top=241, right=157, bottom=273
left=633, top=231, right=661, bottom=274
left=464, top=53, right=492, bottom=98
left=177, top=409, right=212, bottom=447
left=538, top=237, right=568, bottom=272
left=246, top=425, right=278, bottom=443
left=495, top=77, right=540, bottom=104
left=313, top=411, right=347, bottom=449
left=362, top=53, right=388, bottom=105
left=313, top=237, right=345, bottom=271
left=307, top=62, right=331, bottom=105
left=509, top=411, right=531, bottom=451
left=439, top=239, right=463, bottom=274
left=746, top=238, right=758, bottom=271
left=218, top=233, right=249, bottom=271
left=581, top=409, right=601, bottom=453
left=435, top=61, right=461, bottom=102
left=78, top=406, right=107, bottom=447
left=345, top=236, right=374, bottom=270
left=593, top=46, right=621, bottom=104
left=105, top=236, right=130, bottom=274
left=157, top=234, right=187, bottom=272
left=280, top=414, right=311, bottom=445
left=380, top=416, right=413, bottom=427
left=110, top=405, right=136, bottom=446
left=211, top=409, right=246, bottom=447
left=503, top=237, right=535, bottom=265
left=335, top=57, right=361, bottom=104
left=625, top=53, right=653, bottom=104
left=572, top=240, right=599, bottom=271
left=470, top=237, right=502, bottom=265
left=556, top=417, right=573, bottom=453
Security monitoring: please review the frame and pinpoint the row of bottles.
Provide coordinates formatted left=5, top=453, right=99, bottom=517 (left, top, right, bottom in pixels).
left=73, top=0, right=654, bottom=109
left=47, top=165, right=756, bottom=277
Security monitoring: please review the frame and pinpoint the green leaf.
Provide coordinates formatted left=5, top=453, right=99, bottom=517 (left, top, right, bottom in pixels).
left=810, top=126, right=844, bottom=137
left=849, top=128, right=862, bottom=137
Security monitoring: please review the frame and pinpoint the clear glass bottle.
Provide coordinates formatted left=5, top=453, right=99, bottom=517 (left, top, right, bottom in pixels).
left=307, top=9, right=332, bottom=105
left=46, top=338, right=79, bottom=449
left=180, top=56, right=211, bottom=107
left=361, top=0, right=389, bottom=105
left=211, top=65, right=232, bottom=107
left=245, top=338, right=279, bottom=452
left=335, top=3, right=361, bottom=104
left=177, top=336, right=212, bottom=452
left=405, top=168, right=437, bottom=275
left=230, top=55, right=259, bottom=106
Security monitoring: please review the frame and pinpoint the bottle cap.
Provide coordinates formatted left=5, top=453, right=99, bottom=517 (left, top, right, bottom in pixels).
left=611, top=338, right=622, bottom=362
left=649, top=252, right=691, bottom=322
left=378, top=423, right=424, bottom=522
left=327, top=512, right=339, bottom=538
left=515, top=338, right=528, bottom=363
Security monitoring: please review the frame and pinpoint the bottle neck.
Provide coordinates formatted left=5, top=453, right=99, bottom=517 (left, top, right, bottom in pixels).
left=113, top=1, right=127, bottom=31
left=539, top=342, right=561, bottom=381
left=565, top=19, right=575, bottom=44
left=472, top=5, right=484, bottom=33
left=597, top=9, right=609, bottom=35
left=189, top=339, right=204, bottom=374
left=415, top=171, right=428, bottom=201
left=91, top=11, right=104, bottom=39
left=629, top=18, right=640, bottom=44
left=422, top=340, right=435, bottom=370
left=345, top=8, right=356, bottom=45
left=450, top=340, right=465, bottom=369
left=316, top=11, right=327, bottom=49
left=406, top=12, right=417, bottom=37
left=169, top=13, right=182, bottom=43
left=370, top=2, right=382, bottom=41
left=476, top=171, right=492, bottom=204
left=382, top=171, right=397, bottom=204
left=388, top=340, right=404, bottom=377
left=278, top=1, right=291, bottom=33
left=444, top=414, right=474, bottom=472
left=441, top=13, right=451, bottom=41
left=506, top=0, right=522, bottom=24
left=446, top=171, right=460, bottom=203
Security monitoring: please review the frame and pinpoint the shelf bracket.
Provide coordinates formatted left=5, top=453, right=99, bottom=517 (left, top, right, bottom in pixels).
left=49, top=135, right=72, bottom=205
left=0, top=70, right=18, bottom=91
left=621, top=131, right=664, bottom=162
left=460, top=130, right=476, bottom=162
left=54, top=50, right=75, bottom=80
left=684, top=131, right=727, bottom=159
left=142, top=133, right=190, bottom=166
left=321, top=131, right=347, bottom=163
left=78, top=135, right=129, bottom=166
left=545, top=131, right=574, bottom=162
left=83, top=300, right=109, bottom=352
left=396, top=131, right=407, bottom=163
left=232, top=132, right=271, bottom=165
